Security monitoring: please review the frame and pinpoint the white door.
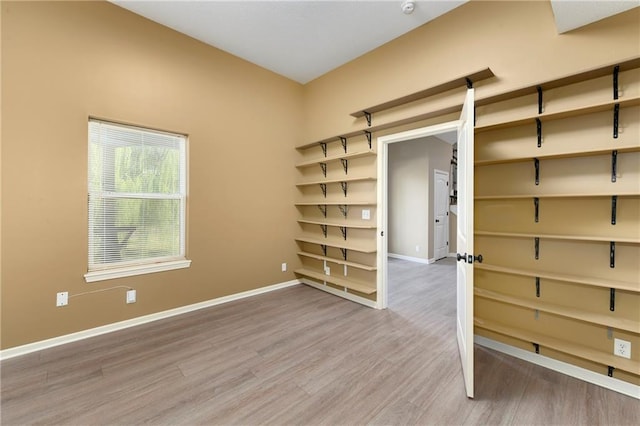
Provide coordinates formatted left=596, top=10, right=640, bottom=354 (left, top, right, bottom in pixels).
left=434, top=170, right=449, bottom=260
left=456, top=88, right=476, bottom=398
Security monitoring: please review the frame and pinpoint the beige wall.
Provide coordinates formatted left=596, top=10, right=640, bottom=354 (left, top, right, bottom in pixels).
left=1, top=1, right=303, bottom=349
left=388, top=136, right=452, bottom=260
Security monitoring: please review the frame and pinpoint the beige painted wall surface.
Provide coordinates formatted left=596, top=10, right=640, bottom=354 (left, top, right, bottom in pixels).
left=388, top=136, right=451, bottom=260
left=1, top=1, right=303, bottom=349
left=301, top=0, right=640, bottom=143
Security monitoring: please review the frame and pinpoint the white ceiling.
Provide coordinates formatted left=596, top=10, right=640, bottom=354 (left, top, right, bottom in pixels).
left=111, top=0, right=639, bottom=84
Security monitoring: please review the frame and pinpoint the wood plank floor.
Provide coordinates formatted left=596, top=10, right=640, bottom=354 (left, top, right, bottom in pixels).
left=1, top=258, right=638, bottom=425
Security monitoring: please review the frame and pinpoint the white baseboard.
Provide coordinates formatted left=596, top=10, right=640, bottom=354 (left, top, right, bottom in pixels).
left=0, top=279, right=301, bottom=361
left=475, top=335, right=640, bottom=400
left=388, top=253, right=433, bottom=264
left=301, top=278, right=378, bottom=309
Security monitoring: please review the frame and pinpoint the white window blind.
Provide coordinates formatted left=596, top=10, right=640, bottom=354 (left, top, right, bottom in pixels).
left=87, top=119, right=187, bottom=275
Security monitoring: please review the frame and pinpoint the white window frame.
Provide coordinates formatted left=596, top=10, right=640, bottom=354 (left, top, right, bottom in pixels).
left=84, top=119, right=190, bottom=283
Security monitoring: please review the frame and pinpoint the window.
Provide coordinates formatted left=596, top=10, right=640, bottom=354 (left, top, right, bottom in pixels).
left=85, top=119, right=190, bottom=282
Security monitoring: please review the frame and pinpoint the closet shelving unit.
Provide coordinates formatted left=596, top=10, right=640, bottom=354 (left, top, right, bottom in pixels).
left=473, top=57, right=640, bottom=383
left=295, top=68, right=496, bottom=301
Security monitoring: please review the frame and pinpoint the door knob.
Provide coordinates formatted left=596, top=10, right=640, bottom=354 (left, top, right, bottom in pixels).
left=456, top=253, right=467, bottom=263
left=436, top=219, right=440, bottom=223
left=471, top=254, right=483, bottom=263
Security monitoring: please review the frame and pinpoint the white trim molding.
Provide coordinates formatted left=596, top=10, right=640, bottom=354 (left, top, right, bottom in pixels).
left=475, top=335, right=640, bottom=400
left=1, top=279, right=300, bottom=360
left=301, top=278, right=378, bottom=309
left=388, top=253, right=433, bottom=264
left=84, top=259, right=192, bottom=283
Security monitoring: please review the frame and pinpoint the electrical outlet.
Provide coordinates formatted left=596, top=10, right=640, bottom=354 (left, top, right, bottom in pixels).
left=325, top=266, right=330, bottom=276
left=614, top=338, right=631, bottom=359
left=416, top=245, right=420, bottom=253
left=126, top=289, right=136, bottom=304
left=362, top=209, right=371, bottom=220
left=56, top=292, right=68, bottom=307
left=281, top=262, right=287, bottom=272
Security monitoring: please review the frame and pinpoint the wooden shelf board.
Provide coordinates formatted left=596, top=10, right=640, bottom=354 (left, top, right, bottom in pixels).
left=350, top=68, right=494, bottom=118
left=297, top=251, right=377, bottom=271
left=295, top=236, right=377, bottom=253
left=296, top=104, right=463, bottom=149
left=475, top=96, right=640, bottom=133
left=295, top=268, right=376, bottom=294
left=475, top=288, right=640, bottom=334
left=475, top=231, right=640, bottom=244
left=475, top=57, right=640, bottom=107
left=296, top=176, right=376, bottom=187
left=475, top=317, right=640, bottom=374
left=298, top=219, right=376, bottom=229
left=295, top=201, right=376, bottom=206
left=295, top=150, right=376, bottom=167
left=474, top=263, right=639, bottom=292
left=475, top=146, right=640, bottom=167
left=475, top=192, right=640, bottom=201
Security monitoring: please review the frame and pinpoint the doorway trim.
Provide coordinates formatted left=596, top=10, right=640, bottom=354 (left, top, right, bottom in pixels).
left=376, top=121, right=460, bottom=309
left=433, top=168, right=450, bottom=261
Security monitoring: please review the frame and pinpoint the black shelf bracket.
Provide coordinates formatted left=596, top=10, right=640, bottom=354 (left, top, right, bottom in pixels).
left=610, top=241, right=615, bottom=268
left=319, top=142, right=327, bottom=157
left=535, top=276, right=540, bottom=298
left=534, top=197, right=540, bottom=223
left=320, top=162, right=327, bottom=177
left=533, top=343, right=540, bottom=354
left=340, top=158, right=348, bottom=175
left=340, top=226, right=347, bottom=240
left=320, top=224, right=328, bottom=238
left=613, top=65, right=619, bottom=100
left=536, top=118, right=542, bottom=148
left=608, top=366, right=615, bottom=378
left=363, top=111, right=372, bottom=127
left=321, top=244, right=327, bottom=256
left=318, top=204, right=327, bottom=218
left=613, top=103, right=619, bottom=139
left=537, top=86, right=543, bottom=114
left=610, top=288, right=616, bottom=312
left=466, top=77, right=473, bottom=89
left=611, top=196, right=617, bottom=225
left=339, top=137, right=347, bottom=153
left=338, top=204, right=349, bottom=218
left=534, top=158, right=540, bottom=186
left=340, top=248, right=348, bottom=260
left=534, top=237, right=540, bottom=260
left=364, top=131, right=372, bottom=149
left=611, top=150, right=617, bottom=183
left=341, top=181, right=348, bottom=197
left=319, top=183, right=327, bottom=198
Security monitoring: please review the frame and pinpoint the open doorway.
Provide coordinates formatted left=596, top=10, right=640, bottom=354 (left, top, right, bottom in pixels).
left=376, top=122, right=458, bottom=309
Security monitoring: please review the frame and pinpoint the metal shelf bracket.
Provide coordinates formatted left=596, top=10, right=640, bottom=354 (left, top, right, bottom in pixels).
left=533, top=343, right=540, bottom=354
left=365, top=131, right=372, bottom=149
left=363, top=111, right=372, bottom=127
left=537, top=86, right=543, bottom=114
left=320, top=224, right=328, bottom=238
left=611, top=196, right=617, bottom=225
left=340, top=158, right=348, bottom=175
left=534, top=237, right=540, bottom=260
left=534, top=197, right=539, bottom=223
left=317, top=204, right=327, bottom=218
left=319, top=183, right=327, bottom=198
left=536, top=118, right=542, bottom=148
left=340, top=248, right=348, bottom=260
left=341, top=181, right=348, bottom=197
left=535, top=277, right=540, bottom=297
left=534, top=158, right=540, bottom=186
left=320, top=142, right=327, bottom=157
left=338, top=204, right=349, bottom=218
left=611, top=150, right=617, bottom=183
left=340, top=226, right=347, bottom=240
left=610, top=288, right=615, bottom=312
left=320, top=162, right=327, bottom=177
left=613, top=65, right=619, bottom=100
left=610, top=241, right=615, bottom=268
left=613, top=103, right=619, bottom=139
left=339, top=137, right=347, bottom=153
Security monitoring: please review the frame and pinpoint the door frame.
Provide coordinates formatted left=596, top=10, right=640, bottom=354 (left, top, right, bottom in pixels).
left=433, top=168, right=450, bottom=261
left=376, top=121, right=460, bottom=309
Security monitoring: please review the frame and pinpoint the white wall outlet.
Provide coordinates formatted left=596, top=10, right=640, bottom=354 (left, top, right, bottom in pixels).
left=324, top=266, right=331, bottom=276
left=56, top=291, right=68, bottom=307
left=126, top=289, right=136, bottom=304
left=416, top=245, right=420, bottom=253
left=281, top=262, right=287, bottom=272
left=614, top=338, right=631, bottom=359
left=362, top=209, right=370, bottom=220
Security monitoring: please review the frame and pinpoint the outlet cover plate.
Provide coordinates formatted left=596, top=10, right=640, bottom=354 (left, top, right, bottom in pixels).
left=56, top=292, right=68, bottom=307
left=614, top=338, right=631, bottom=359
left=126, top=290, right=136, bottom=304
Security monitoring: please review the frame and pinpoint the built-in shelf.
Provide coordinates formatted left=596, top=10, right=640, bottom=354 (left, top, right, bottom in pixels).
left=350, top=67, right=494, bottom=118
left=475, top=231, right=640, bottom=244
left=475, top=57, right=640, bottom=108
left=475, top=317, right=640, bottom=375
left=297, top=219, right=376, bottom=229
left=295, top=235, right=377, bottom=253
left=295, top=201, right=376, bottom=206
left=475, top=146, right=640, bottom=167
left=475, top=192, right=640, bottom=201
left=475, top=288, right=639, bottom=333
left=296, top=176, right=376, bottom=187
left=475, top=263, right=639, bottom=293
left=297, top=252, right=376, bottom=271
left=295, top=268, right=376, bottom=295
left=296, top=150, right=376, bottom=168
left=476, top=96, right=640, bottom=133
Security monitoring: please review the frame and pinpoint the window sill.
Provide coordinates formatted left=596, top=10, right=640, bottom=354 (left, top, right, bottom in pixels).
left=84, top=259, right=192, bottom=283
